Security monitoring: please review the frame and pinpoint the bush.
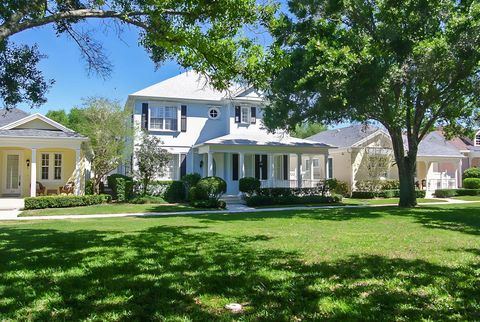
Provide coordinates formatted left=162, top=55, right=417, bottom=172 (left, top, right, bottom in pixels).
left=463, top=167, right=480, bottom=179
left=181, top=173, right=202, bottom=197
left=455, top=188, right=480, bottom=196
left=24, top=194, right=111, bottom=210
left=188, top=186, right=208, bottom=201
left=245, top=194, right=342, bottom=207
left=257, top=186, right=329, bottom=198
left=463, top=178, right=480, bottom=189
left=327, top=179, right=350, bottom=197
left=85, top=179, right=94, bottom=195
left=381, top=179, right=400, bottom=190
left=196, top=177, right=227, bottom=201
left=128, top=195, right=166, bottom=204
left=190, top=199, right=226, bottom=209
left=107, top=174, right=133, bottom=200
left=352, top=189, right=425, bottom=199
left=435, top=189, right=457, bottom=198
left=137, top=180, right=172, bottom=196
left=351, top=191, right=377, bottom=199
left=164, top=181, right=186, bottom=203
left=239, top=177, right=261, bottom=197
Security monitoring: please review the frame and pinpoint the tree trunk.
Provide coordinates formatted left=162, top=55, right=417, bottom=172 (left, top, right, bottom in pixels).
left=389, top=129, right=418, bottom=207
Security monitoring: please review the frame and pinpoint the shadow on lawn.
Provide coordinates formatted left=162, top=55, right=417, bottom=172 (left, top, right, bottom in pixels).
left=0, top=224, right=479, bottom=321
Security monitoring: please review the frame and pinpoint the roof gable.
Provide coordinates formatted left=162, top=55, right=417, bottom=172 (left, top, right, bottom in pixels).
left=0, top=113, right=74, bottom=133
left=307, top=124, right=384, bottom=148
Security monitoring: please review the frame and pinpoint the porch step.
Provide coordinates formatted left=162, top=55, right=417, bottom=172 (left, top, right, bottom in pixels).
left=220, top=195, right=245, bottom=205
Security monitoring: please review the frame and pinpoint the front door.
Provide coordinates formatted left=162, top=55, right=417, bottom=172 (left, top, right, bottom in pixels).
left=5, top=153, right=21, bottom=195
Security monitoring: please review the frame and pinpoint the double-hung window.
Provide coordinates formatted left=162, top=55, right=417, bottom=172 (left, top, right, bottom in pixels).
left=54, top=154, right=62, bottom=180
left=149, top=104, right=178, bottom=131
left=241, top=106, right=250, bottom=124
left=41, top=154, right=49, bottom=180
left=40, top=153, right=63, bottom=181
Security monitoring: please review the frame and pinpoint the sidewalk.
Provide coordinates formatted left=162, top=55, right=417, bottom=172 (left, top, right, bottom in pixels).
left=0, top=198, right=477, bottom=221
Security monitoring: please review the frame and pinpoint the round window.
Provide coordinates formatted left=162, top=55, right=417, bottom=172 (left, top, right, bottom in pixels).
left=208, top=107, right=220, bottom=119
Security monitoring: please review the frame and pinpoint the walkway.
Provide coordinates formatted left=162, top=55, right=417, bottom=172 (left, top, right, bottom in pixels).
left=0, top=198, right=478, bottom=221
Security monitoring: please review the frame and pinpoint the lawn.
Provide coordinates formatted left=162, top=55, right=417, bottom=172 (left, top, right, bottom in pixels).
left=19, top=203, right=203, bottom=217
left=452, top=195, right=480, bottom=202
left=1, top=204, right=479, bottom=320
left=342, top=197, right=445, bottom=205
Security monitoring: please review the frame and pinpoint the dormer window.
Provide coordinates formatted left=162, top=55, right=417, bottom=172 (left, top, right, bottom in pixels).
left=241, top=106, right=250, bottom=124
left=475, top=130, right=480, bottom=146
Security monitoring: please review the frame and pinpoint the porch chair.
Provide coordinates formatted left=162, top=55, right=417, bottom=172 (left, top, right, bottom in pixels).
left=60, top=182, right=75, bottom=194
left=36, top=181, right=46, bottom=196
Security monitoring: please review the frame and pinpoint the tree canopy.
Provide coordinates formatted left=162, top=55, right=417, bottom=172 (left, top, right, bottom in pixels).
left=262, top=0, right=480, bottom=206
left=0, top=0, right=275, bottom=108
left=289, top=122, right=327, bottom=139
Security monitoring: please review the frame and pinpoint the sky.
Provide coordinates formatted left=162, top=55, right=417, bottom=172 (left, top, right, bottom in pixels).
left=10, top=20, right=186, bottom=115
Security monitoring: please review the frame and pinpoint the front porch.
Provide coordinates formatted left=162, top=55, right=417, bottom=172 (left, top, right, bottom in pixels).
left=416, top=158, right=462, bottom=192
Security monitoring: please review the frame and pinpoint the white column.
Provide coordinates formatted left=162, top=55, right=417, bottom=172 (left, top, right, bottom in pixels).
left=457, top=159, right=463, bottom=188
left=202, top=154, right=207, bottom=177
left=324, top=153, right=329, bottom=180
left=207, top=152, right=214, bottom=176
left=309, top=156, right=314, bottom=182
left=239, top=152, right=245, bottom=179
left=297, top=153, right=302, bottom=188
left=268, top=153, right=274, bottom=187
left=74, top=149, right=81, bottom=195
left=30, top=148, right=37, bottom=197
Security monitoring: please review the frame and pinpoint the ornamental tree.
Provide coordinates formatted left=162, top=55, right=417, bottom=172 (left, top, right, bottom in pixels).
left=0, top=0, right=275, bottom=108
left=262, top=0, right=480, bottom=207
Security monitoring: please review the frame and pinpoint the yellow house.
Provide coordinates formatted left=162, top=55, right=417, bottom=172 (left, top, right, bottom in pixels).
left=0, top=108, right=88, bottom=198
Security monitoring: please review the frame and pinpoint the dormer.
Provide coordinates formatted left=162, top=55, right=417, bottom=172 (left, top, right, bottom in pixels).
left=475, top=130, right=480, bottom=146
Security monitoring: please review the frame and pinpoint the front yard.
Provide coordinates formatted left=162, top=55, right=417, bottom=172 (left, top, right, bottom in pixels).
left=1, top=204, right=479, bottom=320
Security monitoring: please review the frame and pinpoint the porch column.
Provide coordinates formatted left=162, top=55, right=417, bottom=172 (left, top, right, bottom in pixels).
left=207, top=152, right=214, bottom=176
left=457, top=159, right=463, bottom=188
left=74, top=149, right=81, bottom=195
left=297, top=153, right=302, bottom=188
left=309, top=156, right=314, bottom=181
left=324, top=153, right=329, bottom=180
left=268, top=153, right=274, bottom=186
left=30, top=148, right=37, bottom=197
left=239, top=152, right=245, bottom=179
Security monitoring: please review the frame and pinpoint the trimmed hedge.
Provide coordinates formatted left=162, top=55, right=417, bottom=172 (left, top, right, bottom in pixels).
left=257, top=187, right=328, bottom=198
left=352, top=189, right=426, bottom=199
left=239, top=177, right=261, bottom=197
left=245, top=194, right=342, bottom=207
left=463, top=167, right=480, bottom=179
left=196, top=177, right=227, bottom=201
left=463, top=178, right=480, bottom=189
left=107, top=174, right=133, bottom=200
left=164, top=181, right=186, bottom=202
left=190, top=199, right=227, bottom=209
left=435, top=188, right=480, bottom=198
left=25, top=194, right=111, bottom=210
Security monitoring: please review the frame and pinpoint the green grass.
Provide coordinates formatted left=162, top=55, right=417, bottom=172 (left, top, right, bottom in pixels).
left=452, top=195, right=480, bottom=201
left=342, top=198, right=446, bottom=205
left=19, top=203, right=202, bottom=217
left=2, top=204, right=480, bottom=320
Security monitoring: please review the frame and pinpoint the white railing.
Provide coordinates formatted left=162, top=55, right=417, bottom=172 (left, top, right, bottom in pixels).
left=427, top=178, right=457, bottom=191
left=260, top=179, right=325, bottom=189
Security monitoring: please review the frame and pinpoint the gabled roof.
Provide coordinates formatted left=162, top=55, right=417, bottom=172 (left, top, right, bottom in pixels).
left=129, top=71, right=262, bottom=102
left=0, top=108, right=30, bottom=127
left=416, top=132, right=463, bottom=158
left=307, top=124, right=384, bottom=148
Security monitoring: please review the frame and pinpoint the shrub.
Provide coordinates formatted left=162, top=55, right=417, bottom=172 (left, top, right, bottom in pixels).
left=181, top=173, right=202, bottom=197
left=190, top=199, right=226, bottom=209
left=463, top=167, right=480, bottom=179
left=435, top=189, right=457, bottom=198
left=85, top=179, right=94, bottom=195
left=188, top=186, right=208, bottom=201
left=239, top=177, right=261, bottom=197
left=351, top=191, right=377, bottom=199
left=137, top=180, right=172, bottom=197
left=329, top=179, right=350, bottom=197
left=257, top=187, right=329, bottom=198
left=107, top=174, right=133, bottom=200
left=245, top=194, right=342, bottom=207
left=196, top=176, right=227, bottom=201
left=128, top=195, right=166, bottom=204
left=352, top=189, right=425, bottom=199
left=463, top=178, right=480, bottom=189
left=24, top=194, right=111, bottom=210
left=164, top=181, right=186, bottom=203
left=455, top=188, right=480, bottom=196
left=381, top=179, right=400, bottom=190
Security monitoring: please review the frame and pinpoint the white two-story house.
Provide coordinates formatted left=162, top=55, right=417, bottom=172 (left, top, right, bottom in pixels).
left=125, top=71, right=334, bottom=195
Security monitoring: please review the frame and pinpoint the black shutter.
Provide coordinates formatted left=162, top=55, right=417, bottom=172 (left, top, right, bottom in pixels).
left=254, top=154, right=260, bottom=179
left=250, top=107, right=256, bottom=124
left=235, top=106, right=241, bottom=123
left=181, top=105, right=187, bottom=132
left=180, top=154, right=187, bottom=178
left=232, top=154, right=239, bottom=181
left=283, top=155, right=288, bottom=180
left=141, top=103, right=149, bottom=130
left=261, top=154, right=268, bottom=180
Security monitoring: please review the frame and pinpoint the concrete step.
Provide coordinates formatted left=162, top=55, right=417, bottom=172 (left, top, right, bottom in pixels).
left=220, top=195, right=245, bottom=204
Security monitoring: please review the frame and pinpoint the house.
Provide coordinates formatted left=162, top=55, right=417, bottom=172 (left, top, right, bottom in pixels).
left=308, top=125, right=464, bottom=194
left=0, top=108, right=88, bottom=198
left=438, top=130, right=480, bottom=172
left=124, top=71, right=334, bottom=195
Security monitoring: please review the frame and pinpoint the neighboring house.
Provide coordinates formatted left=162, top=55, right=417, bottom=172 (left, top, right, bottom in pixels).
left=125, top=71, right=334, bottom=195
left=308, top=125, right=464, bottom=194
left=439, top=131, right=480, bottom=173
left=0, top=108, right=88, bottom=198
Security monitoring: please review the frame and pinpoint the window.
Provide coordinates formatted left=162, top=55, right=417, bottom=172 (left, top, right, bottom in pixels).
left=208, top=107, right=220, bottom=119
left=164, top=154, right=179, bottom=180
left=476, top=133, right=480, bottom=146
left=54, top=154, right=62, bottom=180
left=312, top=159, right=320, bottom=167
left=41, top=154, right=49, bottom=180
left=149, top=105, right=178, bottom=131
left=327, top=158, right=333, bottom=179
left=241, top=106, right=250, bottom=124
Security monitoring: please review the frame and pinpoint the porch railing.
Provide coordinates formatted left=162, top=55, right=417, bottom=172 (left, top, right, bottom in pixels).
left=427, top=178, right=457, bottom=191
left=260, top=179, right=325, bottom=189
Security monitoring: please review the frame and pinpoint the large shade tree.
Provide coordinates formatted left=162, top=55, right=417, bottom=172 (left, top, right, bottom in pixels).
left=262, top=0, right=480, bottom=207
left=0, top=0, right=274, bottom=108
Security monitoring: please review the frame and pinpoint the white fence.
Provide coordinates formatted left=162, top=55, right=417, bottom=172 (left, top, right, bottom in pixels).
left=427, top=178, right=457, bottom=191
left=260, top=179, right=325, bottom=189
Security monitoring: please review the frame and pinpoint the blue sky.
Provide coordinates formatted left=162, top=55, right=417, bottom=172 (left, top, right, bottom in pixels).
left=10, top=20, right=186, bottom=115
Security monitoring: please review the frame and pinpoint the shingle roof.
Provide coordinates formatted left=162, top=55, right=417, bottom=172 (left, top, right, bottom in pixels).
left=196, top=132, right=333, bottom=148
left=0, top=108, right=30, bottom=127
left=307, top=124, right=382, bottom=148
left=0, top=129, right=86, bottom=139
left=417, top=132, right=464, bottom=157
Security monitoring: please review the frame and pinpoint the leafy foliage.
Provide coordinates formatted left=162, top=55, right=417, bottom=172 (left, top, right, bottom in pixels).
left=196, top=177, right=227, bottom=201
left=463, top=178, right=480, bottom=189
left=24, top=194, right=111, bottom=210
left=289, top=122, right=327, bottom=139
left=239, top=177, right=261, bottom=197
left=463, top=167, right=480, bottom=179
left=164, top=181, right=186, bottom=203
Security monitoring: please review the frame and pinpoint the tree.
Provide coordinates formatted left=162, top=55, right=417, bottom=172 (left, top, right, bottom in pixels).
left=134, top=132, right=171, bottom=196
left=46, top=107, right=86, bottom=132
left=77, top=97, right=131, bottom=194
left=290, top=122, right=327, bottom=139
left=0, top=0, right=275, bottom=108
left=45, top=110, right=69, bottom=126
left=262, top=0, right=480, bottom=207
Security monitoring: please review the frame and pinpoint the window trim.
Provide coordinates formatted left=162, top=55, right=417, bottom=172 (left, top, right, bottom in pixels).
left=208, top=107, right=221, bottom=120
left=240, top=106, right=250, bottom=124
left=39, top=152, right=63, bottom=182
left=475, top=130, right=480, bottom=146
left=147, top=103, right=179, bottom=132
